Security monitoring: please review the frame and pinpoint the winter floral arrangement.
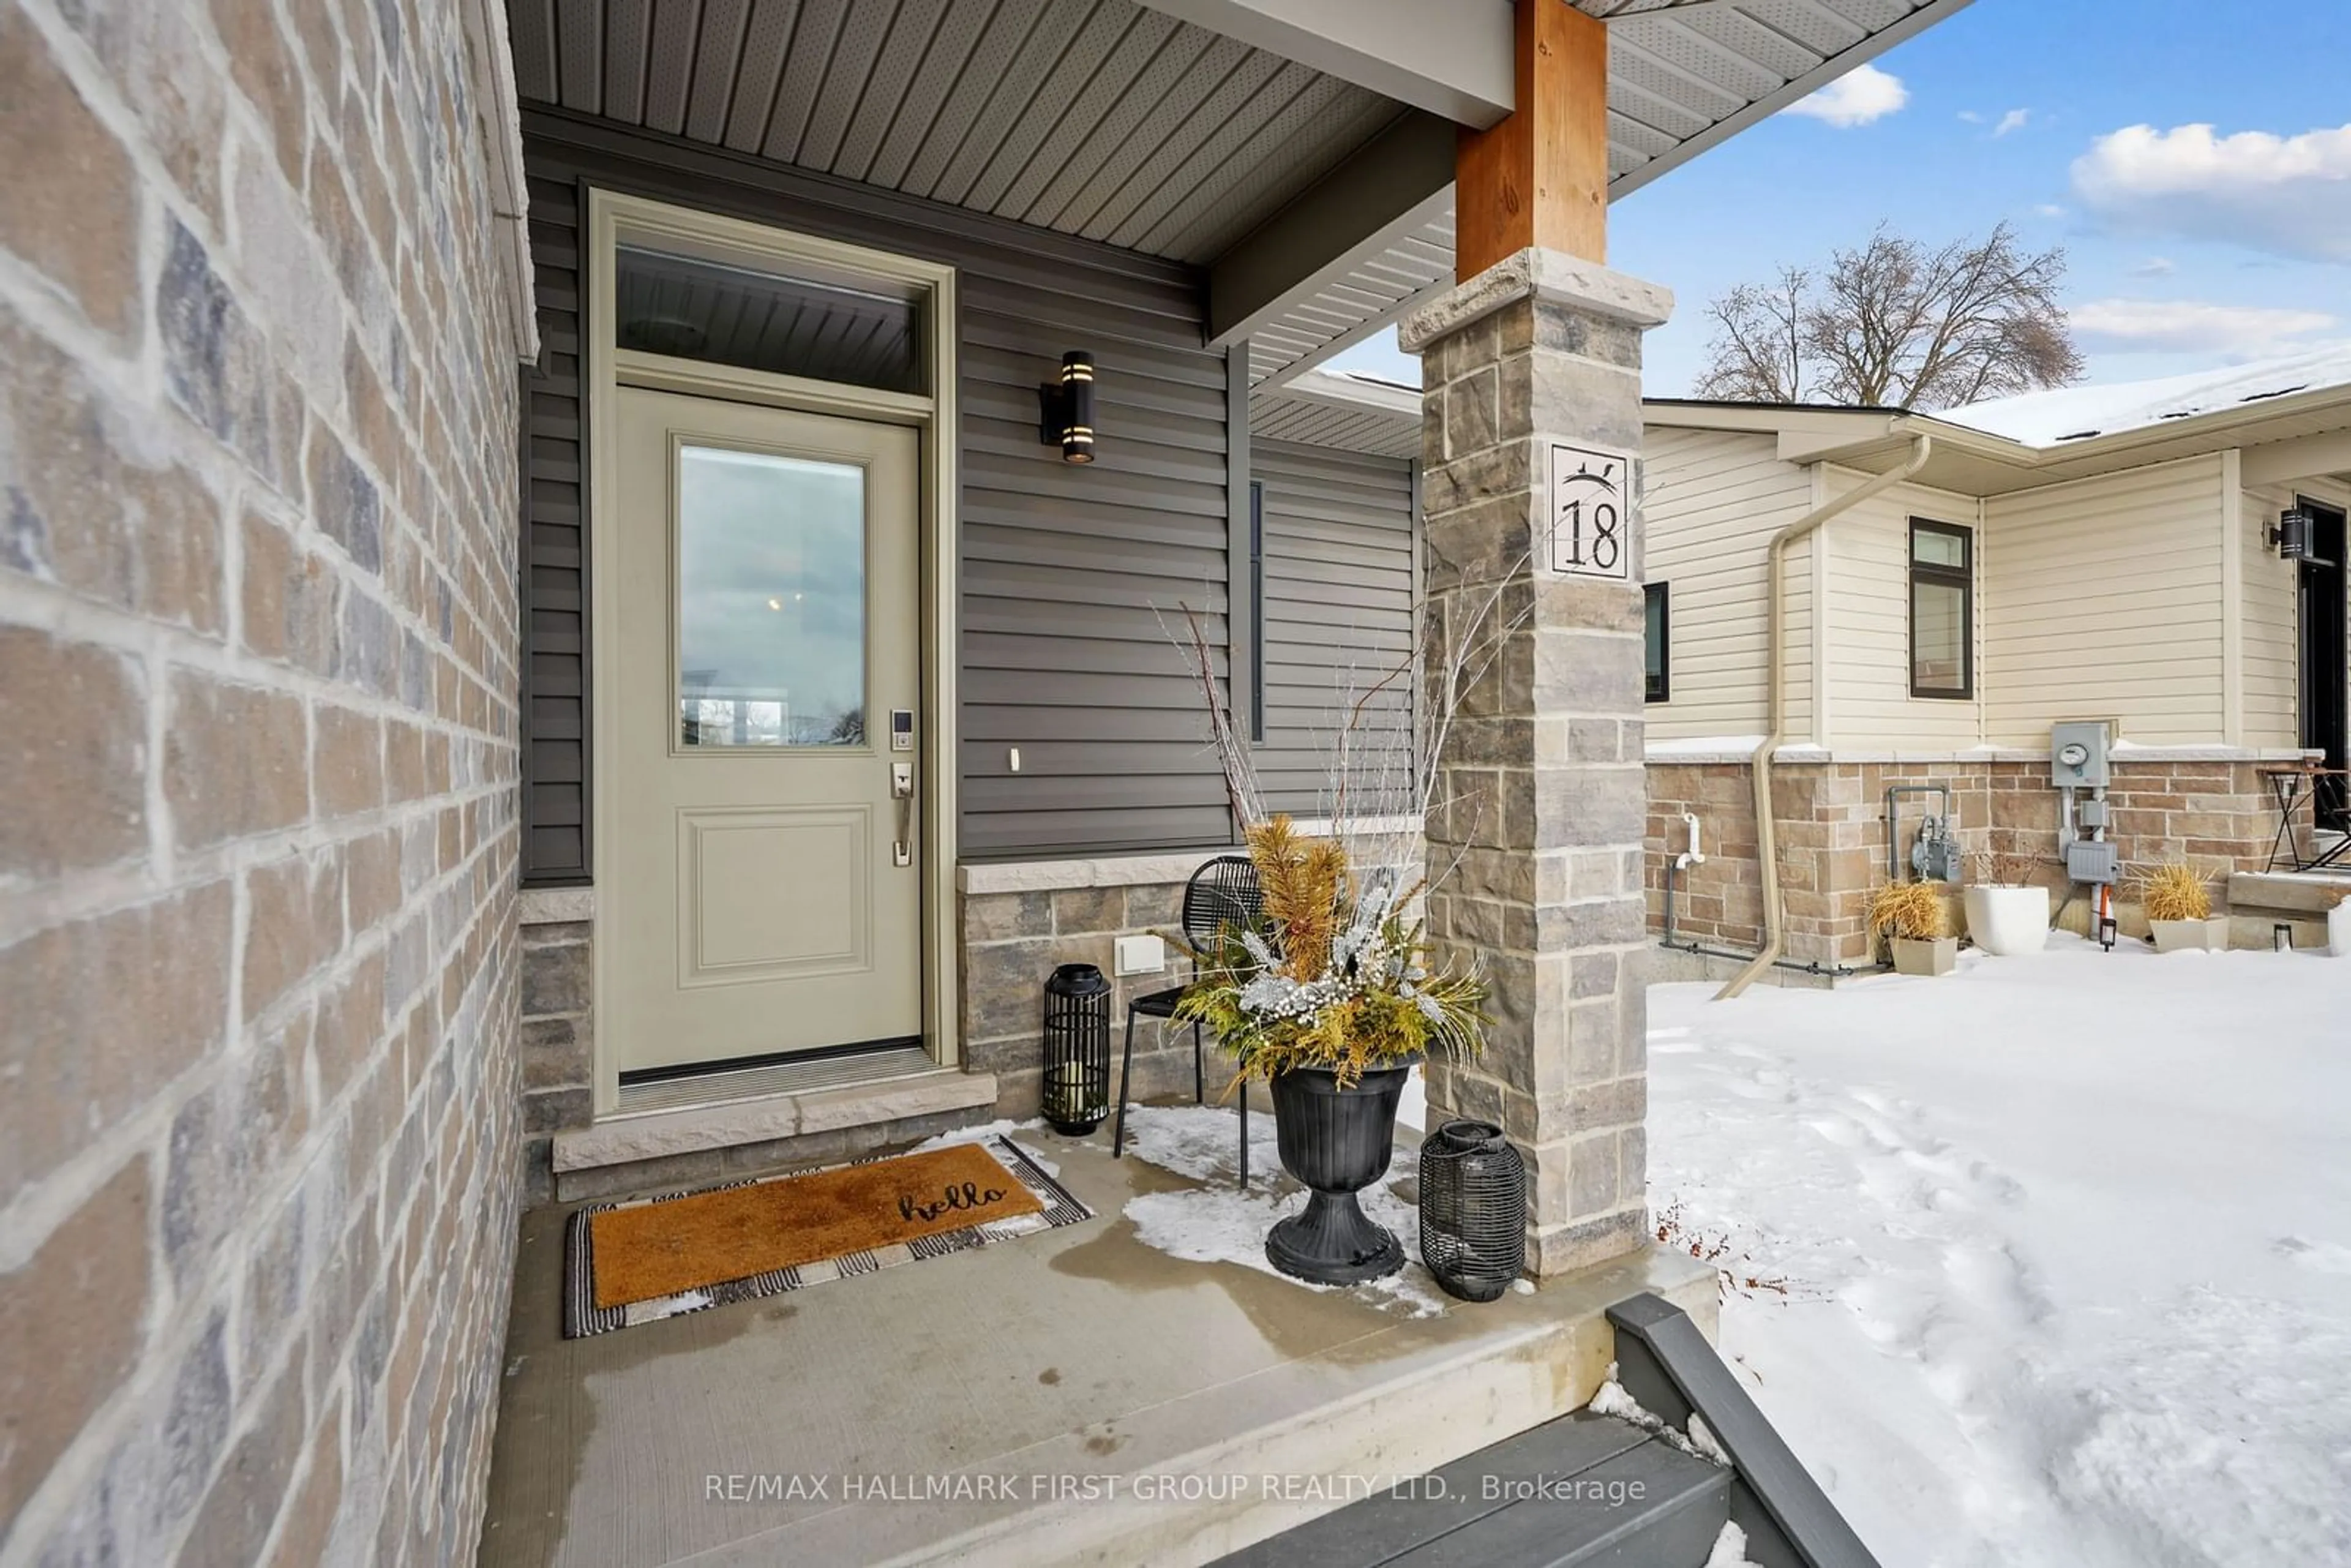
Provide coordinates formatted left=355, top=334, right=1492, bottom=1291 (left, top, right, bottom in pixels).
left=1174, top=815, right=1487, bottom=1087
left=1160, top=587, right=1501, bottom=1090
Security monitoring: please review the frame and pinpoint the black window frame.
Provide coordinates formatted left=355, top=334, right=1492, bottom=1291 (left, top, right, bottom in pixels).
left=1908, top=517, right=1974, bottom=700
left=1643, top=581, right=1670, bottom=703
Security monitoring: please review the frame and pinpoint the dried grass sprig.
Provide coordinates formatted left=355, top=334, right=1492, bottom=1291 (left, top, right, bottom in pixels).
left=1867, top=880, right=1949, bottom=941
left=2137, top=861, right=2212, bottom=923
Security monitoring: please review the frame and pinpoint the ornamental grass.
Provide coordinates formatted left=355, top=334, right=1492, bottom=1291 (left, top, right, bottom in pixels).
left=1867, top=879, right=1950, bottom=942
left=2137, top=861, right=2213, bottom=923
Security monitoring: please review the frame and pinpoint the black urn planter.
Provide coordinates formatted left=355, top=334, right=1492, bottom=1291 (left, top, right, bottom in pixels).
left=1264, top=1062, right=1415, bottom=1285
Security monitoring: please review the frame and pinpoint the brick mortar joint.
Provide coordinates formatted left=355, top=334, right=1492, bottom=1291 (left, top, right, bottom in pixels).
left=0, top=522, right=523, bottom=744
left=0, top=784, right=517, bottom=965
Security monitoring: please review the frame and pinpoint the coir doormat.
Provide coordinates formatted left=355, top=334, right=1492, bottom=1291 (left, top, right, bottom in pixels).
left=563, top=1137, right=1092, bottom=1337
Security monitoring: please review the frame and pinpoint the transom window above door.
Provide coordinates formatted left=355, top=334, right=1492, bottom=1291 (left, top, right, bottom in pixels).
left=615, top=243, right=926, bottom=396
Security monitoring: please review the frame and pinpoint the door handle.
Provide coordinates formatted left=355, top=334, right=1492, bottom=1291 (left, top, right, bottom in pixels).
left=891, top=762, right=915, bottom=866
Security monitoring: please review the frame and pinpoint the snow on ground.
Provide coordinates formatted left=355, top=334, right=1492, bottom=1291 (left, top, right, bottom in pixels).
left=1116, top=1103, right=1455, bottom=1317
left=1649, top=936, right=2351, bottom=1567
left=911, top=1116, right=1062, bottom=1174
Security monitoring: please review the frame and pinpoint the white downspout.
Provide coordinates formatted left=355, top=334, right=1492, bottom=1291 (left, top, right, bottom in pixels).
left=1715, top=433, right=1933, bottom=1000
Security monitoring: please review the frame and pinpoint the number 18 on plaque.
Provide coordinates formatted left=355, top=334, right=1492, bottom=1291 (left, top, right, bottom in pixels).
left=1546, top=442, right=1632, bottom=581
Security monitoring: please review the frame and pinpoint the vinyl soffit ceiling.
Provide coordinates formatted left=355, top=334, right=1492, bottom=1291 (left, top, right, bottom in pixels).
left=509, top=0, right=1954, bottom=383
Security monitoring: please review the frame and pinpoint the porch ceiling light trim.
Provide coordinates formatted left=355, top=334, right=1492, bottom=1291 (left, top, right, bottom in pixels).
left=1039, top=352, right=1097, bottom=464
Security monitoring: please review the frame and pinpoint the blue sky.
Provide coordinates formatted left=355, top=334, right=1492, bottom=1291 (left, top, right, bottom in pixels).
left=1329, top=0, right=2351, bottom=400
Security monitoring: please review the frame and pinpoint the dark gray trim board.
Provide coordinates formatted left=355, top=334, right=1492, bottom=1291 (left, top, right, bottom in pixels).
left=515, top=108, right=1246, bottom=876
left=1606, top=1293, right=1881, bottom=1568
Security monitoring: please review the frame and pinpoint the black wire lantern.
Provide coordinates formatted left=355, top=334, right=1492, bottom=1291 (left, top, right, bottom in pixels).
left=1418, top=1120, right=1527, bottom=1302
left=1041, top=963, right=1112, bottom=1135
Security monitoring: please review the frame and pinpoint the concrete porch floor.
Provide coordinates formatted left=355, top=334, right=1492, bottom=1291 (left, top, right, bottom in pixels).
left=476, top=1103, right=1715, bottom=1568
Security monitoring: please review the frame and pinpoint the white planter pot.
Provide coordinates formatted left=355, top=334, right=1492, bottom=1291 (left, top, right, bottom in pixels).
left=1891, top=936, right=1957, bottom=977
left=2328, top=899, right=2350, bottom=958
left=1963, top=886, right=2050, bottom=956
left=2149, top=917, right=2229, bottom=953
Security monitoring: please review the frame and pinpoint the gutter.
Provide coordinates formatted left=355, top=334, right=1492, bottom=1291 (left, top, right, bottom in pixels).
left=1715, top=432, right=1933, bottom=1000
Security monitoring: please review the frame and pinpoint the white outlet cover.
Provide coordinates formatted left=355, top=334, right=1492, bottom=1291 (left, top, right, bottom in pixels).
left=1114, top=934, right=1165, bottom=977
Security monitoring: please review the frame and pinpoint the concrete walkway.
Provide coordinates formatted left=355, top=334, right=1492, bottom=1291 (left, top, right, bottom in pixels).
left=476, top=1111, right=1713, bottom=1567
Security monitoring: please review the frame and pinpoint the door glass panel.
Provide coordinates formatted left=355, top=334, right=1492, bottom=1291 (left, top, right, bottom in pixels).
left=677, top=445, right=866, bottom=748
left=617, top=245, right=924, bottom=395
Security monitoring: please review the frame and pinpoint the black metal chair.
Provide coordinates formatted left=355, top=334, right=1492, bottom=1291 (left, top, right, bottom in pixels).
left=1112, top=854, right=1264, bottom=1188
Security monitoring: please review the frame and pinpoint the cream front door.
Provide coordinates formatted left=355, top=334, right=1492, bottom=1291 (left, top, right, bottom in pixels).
left=609, top=387, right=922, bottom=1075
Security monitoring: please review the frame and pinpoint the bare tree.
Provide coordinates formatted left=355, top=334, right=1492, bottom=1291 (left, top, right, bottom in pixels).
left=1693, top=266, right=1812, bottom=403
left=1695, top=223, right=2082, bottom=410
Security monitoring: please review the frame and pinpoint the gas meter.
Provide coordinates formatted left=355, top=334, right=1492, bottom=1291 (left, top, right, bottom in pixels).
left=1910, top=812, right=1960, bottom=884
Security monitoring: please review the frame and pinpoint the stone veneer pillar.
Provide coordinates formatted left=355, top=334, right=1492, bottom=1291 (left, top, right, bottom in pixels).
left=1400, top=249, right=1673, bottom=1277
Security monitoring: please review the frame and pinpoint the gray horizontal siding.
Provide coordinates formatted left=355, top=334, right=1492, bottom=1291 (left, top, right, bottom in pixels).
left=517, top=109, right=1237, bottom=876
left=1252, top=440, right=1417, bottom=818
left=521, top=173, right=590, bottom=883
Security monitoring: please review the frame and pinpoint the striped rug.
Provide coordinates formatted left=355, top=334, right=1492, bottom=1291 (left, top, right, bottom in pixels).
left=561, top=1137, right=1093, bottom=1338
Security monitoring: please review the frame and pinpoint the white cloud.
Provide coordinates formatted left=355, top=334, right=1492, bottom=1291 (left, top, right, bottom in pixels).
left=2129, top=257, right=2177, bottom=277
left=1958, top=110, right=1983, bottom=125
left=1993, top=108, right=2030, bottom=138
left=1783, top=64, right=1908, bottom=129
left=2072, top=122, right=2351, bottom=261
left=2069, top=298, right=2338, bottom=354
left=2033, top=203, right=2067, bottom=219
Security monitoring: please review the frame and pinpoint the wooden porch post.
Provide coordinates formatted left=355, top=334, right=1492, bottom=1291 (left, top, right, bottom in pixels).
left=1455, top=0, right=1608, bottom=277
left=1404, top=0, right=1673, bottom=1278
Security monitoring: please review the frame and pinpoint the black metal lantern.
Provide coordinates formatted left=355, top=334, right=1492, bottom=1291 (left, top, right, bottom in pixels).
left=1041, top=963, right=1112, bottom=1135
left=1418, top=1120, right=1527, bottom=1302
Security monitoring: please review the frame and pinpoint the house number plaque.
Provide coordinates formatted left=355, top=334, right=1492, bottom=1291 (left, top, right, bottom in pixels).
left=1545, top=441, right=1633, bottom=580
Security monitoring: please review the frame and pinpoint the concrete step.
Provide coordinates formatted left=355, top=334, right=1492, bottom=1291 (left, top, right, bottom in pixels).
left=868, top=1246, right=1721, bottom=1568
left=2225, top=871, right=2351, bottom=951
left=2229, top=869, right=2351, bottom=915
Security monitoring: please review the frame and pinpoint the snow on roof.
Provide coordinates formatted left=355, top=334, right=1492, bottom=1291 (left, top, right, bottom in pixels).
left=1944, top=344, right=2351, bottom=448
left=1322, top=367, right=1419, bottom=395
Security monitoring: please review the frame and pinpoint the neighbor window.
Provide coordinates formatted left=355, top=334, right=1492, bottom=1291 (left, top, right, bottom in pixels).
left=1644, top=582, right=1670, bottom=702
left=1909, top=519, right=1973, bottom=699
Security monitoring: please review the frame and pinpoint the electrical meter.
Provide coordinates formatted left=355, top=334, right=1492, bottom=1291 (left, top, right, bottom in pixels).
left=2050, top=722, right=2112, bottom=788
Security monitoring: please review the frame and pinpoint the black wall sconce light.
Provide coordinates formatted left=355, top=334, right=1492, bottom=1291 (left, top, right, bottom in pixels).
left=1038, top=350, right=1095, bottom=463
left=2269, top=508, right=2331, bottom=564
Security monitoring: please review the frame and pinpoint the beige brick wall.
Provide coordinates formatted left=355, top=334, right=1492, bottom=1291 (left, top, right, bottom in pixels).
left=1, top=0, right=525, bottom=1562
left=1647, top=757, right=2303, bottom=965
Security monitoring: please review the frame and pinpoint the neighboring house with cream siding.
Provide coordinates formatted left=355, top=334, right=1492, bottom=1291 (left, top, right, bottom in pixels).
left=1267, top=353, right=2351, bottom=969
left=1638, top=350, right=2351, bottom=966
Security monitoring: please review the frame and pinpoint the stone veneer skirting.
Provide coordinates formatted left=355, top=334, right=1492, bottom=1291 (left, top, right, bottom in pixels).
left=1646, top=748, right=2316, bottom=965
left=514, top=827, right=1427, bottom=1202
